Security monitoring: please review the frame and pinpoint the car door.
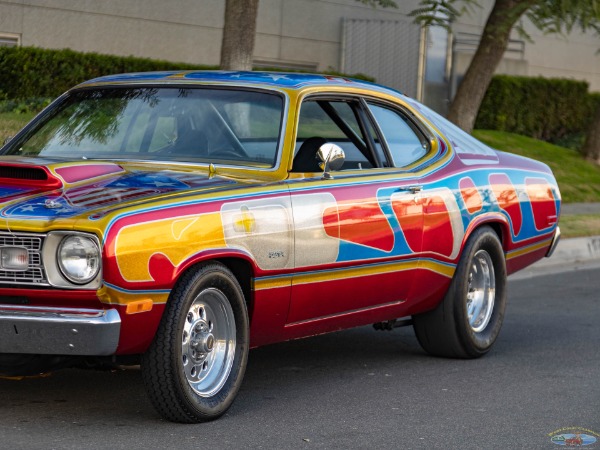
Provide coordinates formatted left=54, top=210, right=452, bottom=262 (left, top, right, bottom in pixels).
left=367, top=101, right=465, bottom=258
left=286, top=97, right=425, bottom=325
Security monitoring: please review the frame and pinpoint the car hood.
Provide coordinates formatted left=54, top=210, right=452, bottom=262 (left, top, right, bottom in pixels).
left=0, top=158, right=251, bottom=223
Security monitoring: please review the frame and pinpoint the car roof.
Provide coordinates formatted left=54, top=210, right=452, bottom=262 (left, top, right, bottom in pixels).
left=78, top=70, right=404, bottom=97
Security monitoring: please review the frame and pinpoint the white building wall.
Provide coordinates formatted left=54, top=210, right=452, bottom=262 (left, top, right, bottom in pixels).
left=0, top=0, right=598, bottom=90
left=450, top=1, right=600, bottom=91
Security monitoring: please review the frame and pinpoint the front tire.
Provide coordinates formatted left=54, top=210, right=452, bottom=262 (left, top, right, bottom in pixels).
left=413, top=226, right=507, bottom=358
left=142, top=263, right=249, bottom=423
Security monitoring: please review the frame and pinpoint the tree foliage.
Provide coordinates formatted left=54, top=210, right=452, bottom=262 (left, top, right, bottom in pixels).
left=411, top=0, right=600, bottom=35
left=410, top=0, right=600, bottom=133
left=525, top=0, right=600, bottom=36
left=409, top=0, right=479, bottom=28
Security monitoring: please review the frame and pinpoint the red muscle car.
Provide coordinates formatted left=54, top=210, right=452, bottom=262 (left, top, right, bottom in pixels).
left=0, top=72, right=560, bottom=422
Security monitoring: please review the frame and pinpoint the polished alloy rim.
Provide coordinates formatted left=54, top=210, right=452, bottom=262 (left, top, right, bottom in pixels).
left=466, top=249, right=496, bottom=333
left=181, top=288, right=236, bottom=397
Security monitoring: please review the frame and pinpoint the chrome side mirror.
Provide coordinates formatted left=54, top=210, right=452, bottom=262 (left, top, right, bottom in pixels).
left=317, top=143, right=345, bottom=179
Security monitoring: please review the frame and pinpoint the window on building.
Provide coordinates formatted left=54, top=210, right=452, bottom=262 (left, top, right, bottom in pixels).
left=0, top=33, right=20, bottom=47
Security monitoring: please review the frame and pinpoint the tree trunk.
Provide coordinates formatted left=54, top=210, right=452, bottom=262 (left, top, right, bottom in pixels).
left=220, top=0, right=260, bottom=71
left=447, top=0, right=536, bottom=133
left=582, top=105, right=600, bottom=163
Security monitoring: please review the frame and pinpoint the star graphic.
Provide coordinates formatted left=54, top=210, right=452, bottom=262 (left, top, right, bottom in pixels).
left=263, top=74, right=289, bottom=82
left=19, top=205, right=36, bottom=212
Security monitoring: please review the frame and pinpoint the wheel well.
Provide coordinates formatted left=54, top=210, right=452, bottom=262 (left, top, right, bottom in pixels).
left=215, top=257, right=253, bottom=312
left=486, top=222, right=504, bottom=246
left=463, top=220, right=507, bottom=254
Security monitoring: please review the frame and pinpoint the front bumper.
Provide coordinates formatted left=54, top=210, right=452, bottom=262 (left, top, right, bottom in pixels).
left=0, top=305, right=120, bottom=355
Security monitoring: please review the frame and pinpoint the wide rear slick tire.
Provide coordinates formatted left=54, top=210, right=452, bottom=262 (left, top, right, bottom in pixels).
left=141, top=263, right=249, bottom=423
left=413, top=226, right=507, bottom=359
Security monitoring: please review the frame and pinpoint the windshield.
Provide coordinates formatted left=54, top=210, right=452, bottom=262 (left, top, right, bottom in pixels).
left=4, top=87, right=284, bottom=168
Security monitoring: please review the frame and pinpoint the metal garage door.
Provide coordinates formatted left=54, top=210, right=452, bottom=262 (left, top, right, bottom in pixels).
left=341, top=18, right=424, bottom=99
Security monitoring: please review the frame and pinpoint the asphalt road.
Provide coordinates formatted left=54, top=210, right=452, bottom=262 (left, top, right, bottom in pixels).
left=1, top=267, right=599, bottom=449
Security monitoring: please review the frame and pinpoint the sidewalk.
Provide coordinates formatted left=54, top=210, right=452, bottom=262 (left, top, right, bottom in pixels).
left=561, top=202, right=600, bottom=215
left=511, top=234, right=600, bottom=279
left=519, top=202, right=600, bottom=276
left=552, top=202, right=600, bottom=271
left=508, top=201, right=600, bottom=278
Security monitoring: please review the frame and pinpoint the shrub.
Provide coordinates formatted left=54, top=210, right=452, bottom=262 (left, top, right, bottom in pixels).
left=0, top=46, right=217, bottom=100
left=0, top=46, right=375, bottom=104
left=475, top=75, right=595, bottom=143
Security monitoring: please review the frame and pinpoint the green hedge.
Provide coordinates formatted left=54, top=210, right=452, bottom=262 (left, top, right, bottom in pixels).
left=0, top=46, right=375, bottom=103
left=0, top=46, right=216, bottom=100
left=475, top=75, right=597, bottom=143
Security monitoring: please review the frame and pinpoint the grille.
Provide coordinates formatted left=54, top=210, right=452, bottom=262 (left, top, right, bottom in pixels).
left=0, top=232, right=47, bottom=286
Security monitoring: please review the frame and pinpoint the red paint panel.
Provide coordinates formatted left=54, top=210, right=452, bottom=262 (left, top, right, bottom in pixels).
left=55, top=163, right=124, bottom=183
left=148, top=253, right=177, bottom=284
left=0, top=288, right=100, bottom=309
left=489, top=174, right=522, bottom=236
left=526, top=178, right=557, bottom=230
left=288, top=269, right=414, bottom=324
left=506, top=246, right=550, bottom=275
left=422, top=195, right=454, bottom=257
left=459, top=177, right=483, bottom=214
left=391, top=196, right=423, bottom=252
left=283, top=268, right=452, bottom=343
left=323, top=201, right=394, bottom=252
left=249, top=285, right=292, bottom=348
left=116, top=304, right=165, bottom=354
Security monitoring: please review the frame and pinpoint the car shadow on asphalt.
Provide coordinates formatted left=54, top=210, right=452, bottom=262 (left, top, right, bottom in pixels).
left=0, top=326, right=432, bottom=423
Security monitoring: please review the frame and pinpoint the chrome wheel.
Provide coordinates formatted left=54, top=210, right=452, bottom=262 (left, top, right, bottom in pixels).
left=413, top=226, right=506, bottom=358
left=466, top=249, right=495, bottom=333
left=142, top=263, right=249, bottom=422
left=182, top=288, right=236, bottom=397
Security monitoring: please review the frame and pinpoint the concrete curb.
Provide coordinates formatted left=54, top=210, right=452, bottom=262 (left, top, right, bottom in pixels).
left=510, top=235, right=600, bottom=280
left=539, top=235, right=600, bottom=267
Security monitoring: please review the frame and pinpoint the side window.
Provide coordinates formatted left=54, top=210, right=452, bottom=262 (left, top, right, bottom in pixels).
left=293, top=100, right=373, bottom=172
left=368, top=103, right=429, bottom=168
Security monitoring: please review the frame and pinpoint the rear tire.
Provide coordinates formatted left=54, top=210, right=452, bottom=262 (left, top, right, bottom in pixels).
left=141, top=262, right=249, bottom=423
left=413, top=226, right=506, bottom=358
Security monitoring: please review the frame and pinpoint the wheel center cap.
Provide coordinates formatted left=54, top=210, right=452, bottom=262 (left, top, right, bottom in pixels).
left=205, top=334, right=215, bottom=352
left=192, top=333, right=215, bottom=353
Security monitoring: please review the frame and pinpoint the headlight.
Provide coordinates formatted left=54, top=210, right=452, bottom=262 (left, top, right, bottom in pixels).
left=57, top=235, right=100, bottom=284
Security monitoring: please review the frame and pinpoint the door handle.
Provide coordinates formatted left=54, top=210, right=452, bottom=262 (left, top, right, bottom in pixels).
left=400, top=185, right=423, bottom=194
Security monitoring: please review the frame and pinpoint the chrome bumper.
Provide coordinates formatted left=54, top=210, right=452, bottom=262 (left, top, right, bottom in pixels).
left=545, top=226, right=561, bottom=258
left=0, top=305, right=120, bottom=355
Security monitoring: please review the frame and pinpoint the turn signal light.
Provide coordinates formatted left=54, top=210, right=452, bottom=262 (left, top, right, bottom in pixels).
left=125, top=299, right=154, bottom=315
left=0, top=247, right=29, bottom=271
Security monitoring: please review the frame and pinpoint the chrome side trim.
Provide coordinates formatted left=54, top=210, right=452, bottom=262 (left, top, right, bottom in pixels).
left=545, top=227, right=561, bottom=258
left=0, top=306, right=120, bottom=355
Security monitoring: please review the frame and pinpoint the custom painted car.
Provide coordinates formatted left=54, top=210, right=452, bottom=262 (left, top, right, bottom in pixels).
left=0, top=71, right=560, bottom=422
